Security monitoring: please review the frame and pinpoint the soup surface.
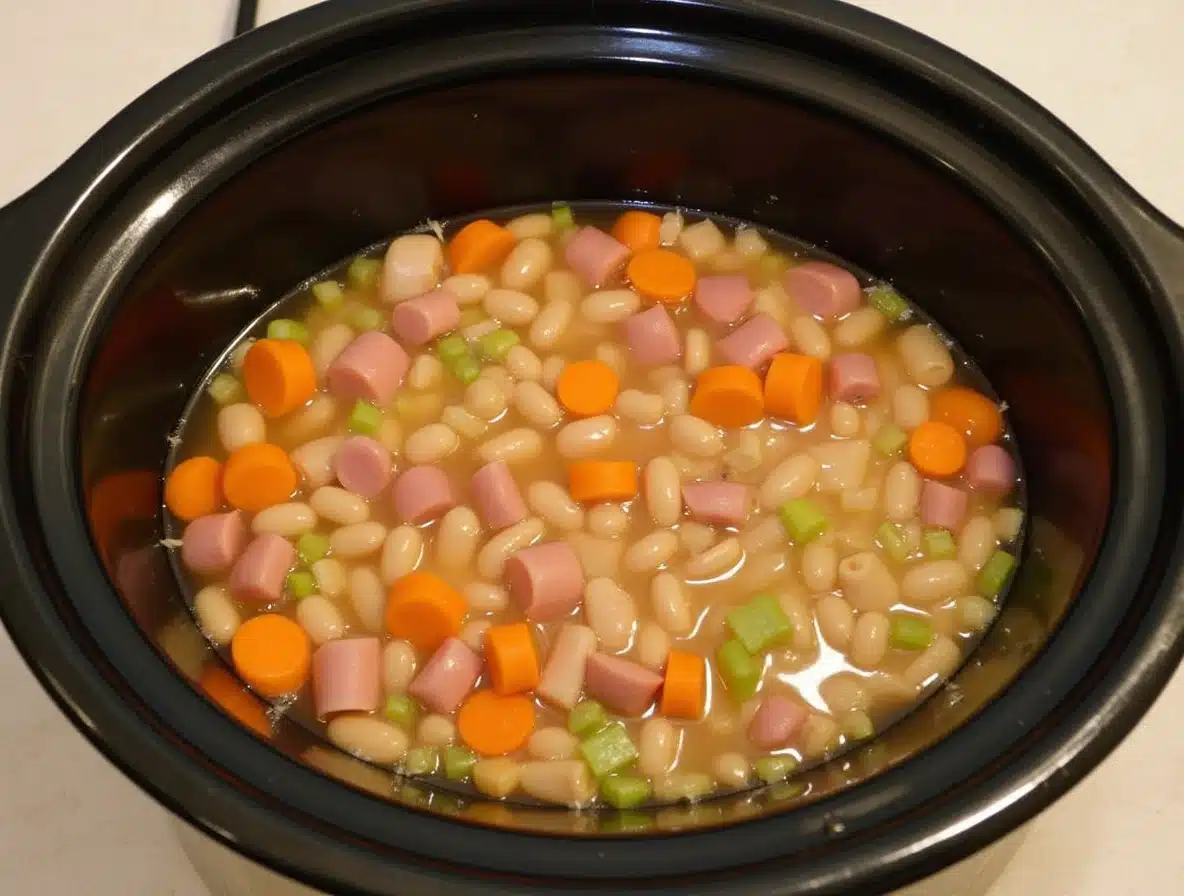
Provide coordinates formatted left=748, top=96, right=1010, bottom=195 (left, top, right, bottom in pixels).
left=166, top=204, right=1024, bottom=808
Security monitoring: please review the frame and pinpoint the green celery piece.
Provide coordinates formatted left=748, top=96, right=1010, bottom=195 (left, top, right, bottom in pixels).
left=978, top=550, right=1017, bottom=598
left=889, top=612, right=934, bottom=650
left=568, top=700, right=608, bottom=738
left=778, top=498, right=828, bottom=544
left=451, top=355, right=482, bottom=384
left=296, top=533, right=329, bottom=566
left=347, top=399, right=382, bottom=435
left=437, top=335, right=469, bottom=363
left=726, top=594, right=793, bottom=654
left=479, top=328, right=521, bottom=361
left=311, top=280, right=345, bottom=307
left=716, top=639, right=762, bottom=700
left=923, top=527, right=956, bottom=560
left=382, top=695, right=418, bottom=730
left=872, top=423, right=908, bottom=457
left=207, top=372, right=243, bottom=406
left=285, top=570, right=316, bottom=599
left=580, top=724, right=639, bottom=778
left=266, top=318, right=310, bottom=344
left=600, top=775, right=650, bottom=809
left=874, top=522, right=909, bottom=562
left=551, top=202, right=575, bottom=230
left=347, top=257, right=382, bottom=291
left=754, top=755, right=798, bottom=784
left=403, top=747, right=439, bottom=776
left=866, top=285, right=910, bottom=322
left=444, top=746, right=477, bottom=781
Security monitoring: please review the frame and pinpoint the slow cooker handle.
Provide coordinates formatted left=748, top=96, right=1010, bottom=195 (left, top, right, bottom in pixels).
left=0, top=182, right=55, bottom=316
left=1119, top=199, right=1184, bottom=328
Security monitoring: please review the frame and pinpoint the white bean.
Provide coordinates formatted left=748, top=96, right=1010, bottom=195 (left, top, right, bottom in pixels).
left=958, top=595, right=997, bottom=631
left=349, top=566, right=386, bottom=632
left=898, top=325, right=955, bottom=387
left=462, top=316, right=499, bottom=343
left=311, top=558, right=347, bottom=599
left=841, top=487, right=879, bottom=513
left=581, top=288, right=641, bottom=323
left=473, top=758, right=521, bottom=799
left=330, top=522, right=387, bottom=559
left=636, top=621, right=671, bottom=671
left=723, top=430, right=762, bottom=475
left=442, top=273, right=491, bottom=303
left=417, top=714, right=456, bottom=748
left=670, top=415, right=723, bottom=458
left=583, top=577, right=637, bottom=650
left=556, top=415, right=617, bottom=459
left=892, top=385, right=929, bottom=430
left=740, top=550, right=789, bottom=592
left=650, top=572, right=693, bottom=635
left=816, top=594, right=855, bottom=648
left=587, top=503, right=629, bottom=539
left=251, top=502, right=317, bottom=537
left=834, top=306, right=887, bottom=347
left=684, top=537, right=743, bottom=580
left=625, top=530, right=680, bottom=573
left=229, top=338, right=254, bottom=374
left=819, top=672, right=870, bottom=715
left=829, top=402, right=861, bottom=438
left=901, top=560, right=970, bottom=604
left=904, top=635, right=962, bottom=689
left=477, top=517, right=545, bottom=579
left=404, top=423, right=459, bottom=464
left=459, top=619, right=491, bottom=653
left=790, top=315, right=831, bottom=360
left=327, top=716, right=408, bottom=764
left=569, top=533, right=624, bottom=579
left=541, top=355, right=568, bottom=389
left=290, top=436, right=343, bottom=489
left=594, top=343, right=627, bottom=379
left=800, top=714, right=841, bottom=760
left=381, top=525, right=424, bottom=585
left=684, top=328, right=710, bottom=376
left=837, top=552, right=899, bottom=612
left=514, top=380, right=564, bottom=428
left=505, top=344, right=542, bottom=381
left=484, top=288, right=539, bottom=325
left=441, top=404, right=488, bottom=440
left=743, top=517, right=787, bottom=554
left=883, top=461, right=922, bottom=521
left=500, top=237, right=552, bottom=291
left=802, top=540, right=838, bottom=592
left=528, top=727, right=578, bottom=760
left=296, top=595, right=345, bottom=646
left=544, top=269, right=583, bottom=304
left=464, top=582, right=508, bottom=614
left=643, top=457, right=682, bottom=526
left=311, top=323, right=356, bottom=376
left=659, top=211, right=683, bottom=246
left=518, top=760, right=596, bottom=806
left=217, top=403, right=265, bottom=453
left=464, top=378, right=507, bottom=421
left=310, top=486, right=369, bottom=525
left=713, top=752, right=751, bottom=788
left=529, top=297, right=574, bottom=350
left=505, top=212, right=553, bottom=241
left=659, top=377, right=690, bottom=415
left=478, top=427, right=544, bottom=464
left=678, top=218, right=725, bottom=259
left=958, top=515, right=998, bottom=573
left=376, top=418, right=402, bottom=454
left=526, top=481, right=584, bottom=532
left=850, top=611, right=890, bottom=668
left=383, top=640, right=417, bottom=694
left=434, top=507, right=480, bottom=571
left=778, top=591, right=818, bottom=651
left=678, top=521, right=716, bottom=555
left=811, top=439, right=872, bottom=492
left=194, top=585, right=239, bottom=645
left=615, top=389, right=664, bottom=425
left=382, top=233, right=442, bottom=301
left=652, top=773, right=714, bottom=802
left=278, top=394, right=338, bottom=444
left=994, top=507, right=1025, bottom=542
left=408, top=353, right=444, bottom=391
left=638, top=717, right=679, bottom=776
left=759, top=452, right=819, bottom=509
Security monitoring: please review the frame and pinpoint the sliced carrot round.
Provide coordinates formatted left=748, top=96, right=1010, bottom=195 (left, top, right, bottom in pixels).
left=930, top=386, right=1003, bottom=449
left=164, top=456, right=223, bottom=521
left=764, top=353, right=823, bottom=425
left=660, top=650, right=706, bottom=720
left=690, top=365, right=765, bottom=427
left=385, top=572, right=467, bottom=654
left=626, top=248, right=697, bottom=304
left=555, top=359, right=620, bottom=417
left=222, top=443, right=298, bottom=512
left=908, top=420, right=967, bottom=477
left=568, top=461, right=638, bottom=504
left=484, top=622, right=540, bottom=696
left=457, top=690, right=536, bottom=757
left=242, top=338, right=316, bottom=419
left=611, top=210, right=662, bottom=252
left=230, top=614, right=311, bottom=698
left=199, top=664, right=272, bottom=738
left=448, top=219, right=517, bottom=274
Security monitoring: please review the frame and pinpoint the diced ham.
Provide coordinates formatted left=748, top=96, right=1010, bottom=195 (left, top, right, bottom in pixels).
left=583, top=653, right=662, bottom=716
left=829, top=353, right=880, bottom=404
left=748, top=695, right=808, bottom=749
left=920, top=480, right=969, bottom=530
left=391, top=465, right=457, bottom=524
left=390, top=287, right=461, bottom=346
left=181, top=511, right=247, bottom=574
left=622, top=305, right=681, bottom=367
left=537, top=624, right=598, bottom=710
left=682, top=481, right=749, bottom=528
left=965, top=444, right=1017, bottom=492
left=333, top=436, right=392, bottom=499
left=784, top=261, right=862, bottom=320
left=564, top=226, right=631, bottom=288
left=326, top=331, right=409, bottom=405
left=504, top=541, right=585, bottom=622
left=693, top=274, right=753, bottom=325
left=408, top=637, right=482, bottom=714
left=381, top=233, right=443, bottom=303
left=717, top=313, right=788, bottom=369
left=229, top=533, right=295, bottom=603
left=312, top=637, right=381, bottom=717
left=470, top=460, right=528, bottom=530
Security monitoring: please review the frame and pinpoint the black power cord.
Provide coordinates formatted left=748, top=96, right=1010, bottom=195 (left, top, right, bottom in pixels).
left=234, top=0, right=259, bottom=36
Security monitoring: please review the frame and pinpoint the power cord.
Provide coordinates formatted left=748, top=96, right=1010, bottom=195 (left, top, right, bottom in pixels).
left=234, top=0, right=259, bottom=36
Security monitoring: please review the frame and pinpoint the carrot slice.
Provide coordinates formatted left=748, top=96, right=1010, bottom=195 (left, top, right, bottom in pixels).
left=230, top=614, right=311, bottom=698
left=385, top=572, right=467, bottom=654
left=690, top=365, right=765, bottom=427
left=660, top=650, right=706, bottom=720
left=930, top=386, right=1003, bottom=449
left=555, top=359, right=620, bottom=417
left=199, top=664, right=272, bottom=738
left=164, top=456, right=223, bottom=521
left=626, top=248, right=697, bottom=304
left=484, top=622, right=540, bottom=696
left=242, top=338, right=317, bottom=419
left=908, top=420, right=967, bottom=477
left=457, top=690, right=536, bottom=756
left=222, top=443, right=298, bottom=512
left=448, top=219, right=517, bottom=274
left=763, top=353, right=823, bottom=425
left=568, top=461, right=638, bottom=504
left=611, top=210, right=662, bottom=252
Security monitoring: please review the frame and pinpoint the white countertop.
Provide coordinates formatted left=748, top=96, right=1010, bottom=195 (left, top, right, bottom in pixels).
left=2, top=2, right=1182, bottom=894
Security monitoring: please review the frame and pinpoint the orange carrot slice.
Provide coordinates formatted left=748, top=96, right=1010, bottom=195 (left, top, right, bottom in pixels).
left=908, top=420, right=967, bottom=477
left=568, top=461, right=638, bottom=504
left=484, top=622, right=540, bottom=696
left=199, top=664, right=272, bottom=738
left=384, top=572, right=467, bottom=654
left=457, top=690, right=536, bottom=757
left=611, top=210, right=662, bottom=252
left=448, top=219, right=517, bottom=274
left=242, top=338, right=317, bottom=419
left=689, top=365, right=765, bottom=427
left=164, top=456, right=223, bottom=521
left=930, top=386, right=1003, bottom=449
left=626, top=248, right=696, bottom=304
left=763, top=353, right=823, bottom=425
left=660, top=650, right=706, bottom=720
left=221, top=443, right=298, bottom=512
left=555, top=359, right=620, bottom=417
left=230, top=614, right=311, bottom=698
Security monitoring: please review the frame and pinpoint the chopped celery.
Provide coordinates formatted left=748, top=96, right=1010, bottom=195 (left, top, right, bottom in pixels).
left=266, top=318, right=309, bottom=344
left=872, top=423, right=909, bottom=457
left=978, top=550, right=1017, bottom=598
left=444, top=745, right=477, bottom=781
left=601, top=810, right=652, bottom=832
left=754, top=755, right=798, bottom=784
left=841, top=710, right=875, bottom=741
left=769, top=780, right=807, bottom=802
left=716, top=639, right=762, bottom=700
left=568, top=700, right=608, bottom=738
left=347, top=257, right=382, bottom=291
left=923, top=527, right=957, bottom=560
left=451, top=355, right=482, bottom=384
left=437, top=335, right=469, bottom=363
left=959, top=595, right=997, bottom=631
left=296, top=533, right=330, bottom=566
left=726, top=594, right=793, bottom=654
left=479, top=328, right=521, bottom=361
left=404, top=747, right=439, bottom=776
left=347, top=399, right=382, bottom=435
left=778, top=498, right=828, bottom=544
left=285, top=570, right=317, bottom=599
left=207, top=372, right=244, bottom=406
left=889, top=612, right=934, bottom=650
left=551, top=202, right=575, bottom=230
left=600, top=775, right=650, bottom=809
left=383, top=695, right=419, bottom=729
left=346, top=304, right=384, bottom=331
left=874, top=522, right=909, bottom=562
left=580, top=724, right=638, bottom=778
left=311, top=280, right=345, bottom=307
left=866, top=285, right=910, bottom=322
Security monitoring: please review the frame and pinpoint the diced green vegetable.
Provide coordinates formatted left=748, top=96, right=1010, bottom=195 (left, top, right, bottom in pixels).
left=383, top=695, right=419, bottom=729
left=479, top=328, right=521, bottom=361
left=841, top=710, right=875, bottom=741
left=296, top=533, right=330, bottom=566
left=768, top=780, right=807, bottom=802
left=978, top=550, right=1017, bottom=598
left=866, top=285, right=910, bottom=322
left=346, top=304, right=385, bottom=331
left=311, top=280, right=345, bottom=307
left=600, top=775, right=650, bottom=809
left=437, top=335, right=469, bottom=363
left=404, top=747, right=439, bottom=776
left=347, top=257, right=382, bottom=291
left=347, top=399, right=382, bottom=435
left=580, top=724, right=639, bottom=778
left=207, top=372, right=244, bottom=406
left=889, top=612, right=934, bottom=650
left=872, top=423, right=909, bottom=457
left=874, top=522, right=909, bottom=562
left=716, top=639, right=763, bottom=700
left=266, top=318, right=310, bottom=344
left=601, top=811, right=652, bottom=832
left=399, top=783, right=428, bottom=806
left=726, top=594, right=793, bottom=654
left=568, top=700, right=608, bottom=738
left=451, top=355, right=482, bottom=384
left=551, top=202, right=575, bottom=230
left=285, top=570, right=317, bottom=599
left=457, top=308, right=486, bottom=328
left=923, top=527, right=957, bottom=560
left=444, top=745, right=477, bottom=781
left=778, top=498, right=828, bottom=544
left=754, top=755, right=798, bottom=784
left=958, top=595, right=997, bottom=631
